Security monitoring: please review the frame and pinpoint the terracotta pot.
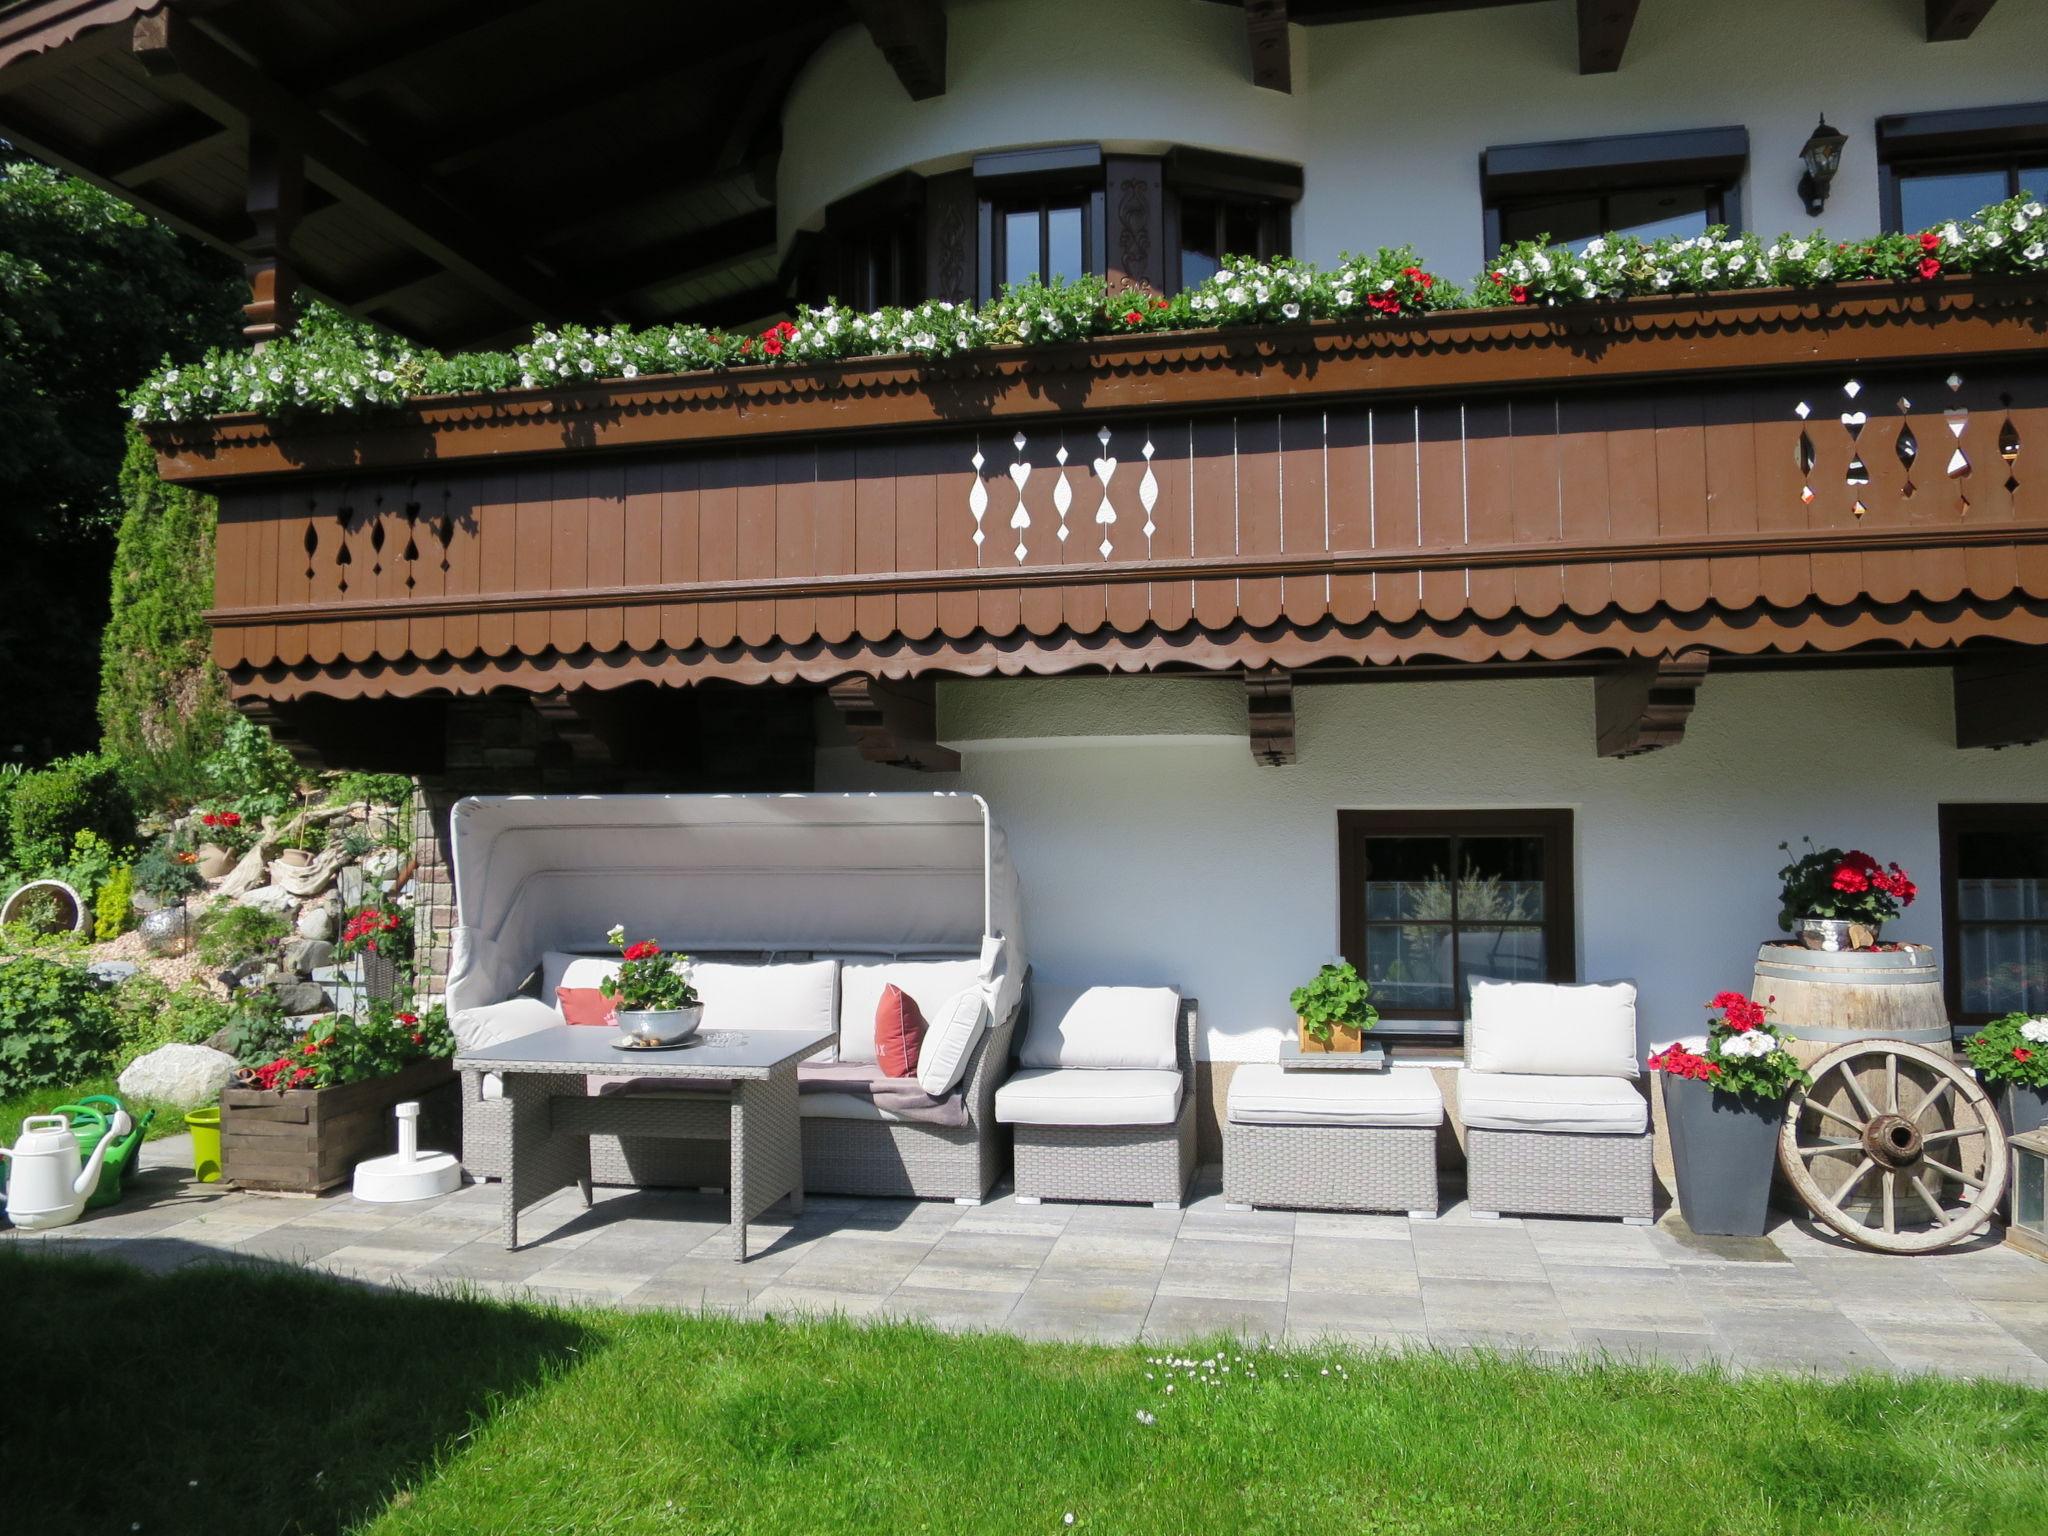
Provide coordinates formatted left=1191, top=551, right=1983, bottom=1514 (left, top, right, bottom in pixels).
left=196, top=843, right=236, bottom=879
left=278, top=847, right=313, bottom=869
left=1297, top=1019, right=1363, bottom=1054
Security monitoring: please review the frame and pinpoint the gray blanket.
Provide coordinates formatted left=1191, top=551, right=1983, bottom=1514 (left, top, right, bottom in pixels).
left=797, top=1060, right=969, bottom=1129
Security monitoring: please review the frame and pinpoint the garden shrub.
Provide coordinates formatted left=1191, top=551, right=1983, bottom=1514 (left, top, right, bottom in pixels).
left=6, top=752, right=131, bottom=874
left=106, top=974, right=233, bottom=1063
left=0, top=763, right=22, bottom=868
left=325, top=772, right=412, bottom=808
left=202, top=713, right=301, bottom=822
left=132, top=835, right=203, bottom=904
left=93, top=864, right=133, bottom=941
left=97, top=431, right=232, bottom=810
left=0, top=957, right=120, bottom=1096
left=194, top=903, right=290, bottom=968
left=55, top=829, right=121, bottom=909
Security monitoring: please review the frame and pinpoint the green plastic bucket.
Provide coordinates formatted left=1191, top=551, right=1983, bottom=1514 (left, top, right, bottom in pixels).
left=186, top=1105, right=222, bottom=1183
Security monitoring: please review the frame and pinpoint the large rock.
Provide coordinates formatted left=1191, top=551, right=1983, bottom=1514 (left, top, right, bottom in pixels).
left=118, top=1043, right=238, bottom=1110
left=268, top=980, right=332, bottom=1016
left=238, top=884, right=297, bottom=915
left=86, top=960, right=141, bottom=986
left=280, top=937, right=335, bottom=976
left=336, top=866, right=368, bottom=908
left=295, top=905, right=335, bottom=941
left=363, top=846, right=404, bottom=881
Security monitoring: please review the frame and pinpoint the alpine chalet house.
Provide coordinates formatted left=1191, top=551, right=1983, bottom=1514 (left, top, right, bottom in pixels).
left=5, top=0, right=2046, bottom=1159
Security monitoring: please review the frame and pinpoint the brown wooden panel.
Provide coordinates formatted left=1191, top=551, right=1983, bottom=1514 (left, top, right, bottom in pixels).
left=1279, top=410, right=1330, bottom=628
left=1018, top=428, right=1065, bottom=638
left=697, top=454, right=738, bottom=648
left=1509, top=397, right=1563, bottom=620
left=1802, top=382, right=1863, bottom=609
left=340, top=484, right=382, bottom=665
left=1892, top=390, right=1965, bottom=605
left=854, top=442, right=898, bottom=644
left=549, top=464, right=590, bottom=657
left=893, top=439, right=937, bottom=642
left=1324, top=407, right=1373, bottom=625
left=938, top=434, right=981, bottom=641
left=1463, top=401, right=1515, bottom=622
left=274, top=488, right=313, bottom=666
left=1856, top=391, right=1918, bottom=606
left=1190, top=417, right=1237, bottom=632
left=978, top=430, right=1024, bottom=639
left=1557, top=394, right=1613, bottom=617
left=1103, top=423, right=1153, bottom=635
left=773, top=445, right=817, bottom=646
left=733, top=450, right=778, bottom=649
left=512, top=467, right=553, bottom=658
left=1955, top=373, right=2019, bottom=602
left=474, top=472, right=516, bottom=658
left=621, top=460, right=663, bottom=653
left=1149, top=420, right=1194, bottom=633
left=372, top=482, right=410, bottom=663
left=1652, top=393, right=1710, bottom=617
left=1370, top=405, right=1421, bottom=625
left=1058, top=426, right=1107, bottom=638
left=1605, top=393, right=1660, bottom=614
left=1751, top=389, right=1813, bottom=610
left=814, top=443, right=858, bottom=645
left=585, top=462, right=626, bottom=654
left=1699, top=389, right=1761, bottom=612
left=209, top=494, right=248, bottom=668
left=655, top=458, right=700, bottom=650
left=1236, top=413, right=1283, bottom=629
left=1418, top=402, right=1470, bottom=623
left=416, top=480, right=460, bottom=661
left=2009, top=389, right=2048, bottom=598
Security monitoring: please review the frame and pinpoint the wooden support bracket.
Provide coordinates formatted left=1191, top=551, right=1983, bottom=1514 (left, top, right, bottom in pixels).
left=530, top=688, right=618, bottom=767
left=829, top=676, right=960, bottom=772
left=1575, top=0, right=1640, bottom=74
left=1245, top=667, right=1297, bottom=765
left=1954, top=651, right=2048, bottom=749
left=235, top=696, right=326, bottom=771
left=851, top=0, right=947, bottom=100
left=241, top=131, right=303, bottom=347
left=1594, top=650, right=1709, bottom=758
left=1245, top=0, right=1290, bottom=92
left=1925, top=0, right=1997, bottom=42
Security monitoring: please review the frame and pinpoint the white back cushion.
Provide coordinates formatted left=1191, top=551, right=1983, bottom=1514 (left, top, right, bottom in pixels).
left=691, top=958, right=837, bottom=1036
left=1467, top=979, right=1639, bottom=1078
left=451, top=996, right=561, bottom=1052
left=1019, top=986, right=1180, bottom=1072
left=541, top=950, right=619, bottom=998
left=916, top=984, right=989, bottom=1096
left=834, top=957, right=986, bottom=1065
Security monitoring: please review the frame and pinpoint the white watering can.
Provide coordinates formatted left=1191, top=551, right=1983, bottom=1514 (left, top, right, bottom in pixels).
left=1, top=1108, right=131, bottom=1231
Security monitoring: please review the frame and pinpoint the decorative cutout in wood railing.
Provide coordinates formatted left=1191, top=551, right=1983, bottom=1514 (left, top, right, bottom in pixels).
left=333, top=501, right=353, bottom=594
left=1052, top=443, right=1072, bottom=545
left=1999, top=398, right=2021, bottom=495
left=1006, top=430, right=1031, bottom=563
left=1092, top=426, right=1118, bottom=559
left=1895, top=403, right=1918, bottom=498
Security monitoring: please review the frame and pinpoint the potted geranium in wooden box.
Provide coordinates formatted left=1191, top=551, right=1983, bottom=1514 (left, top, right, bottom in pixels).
left=1289, top=960, right=1379, bottom=1054
left=1651, top=992, right=1810, bottom=1237
left=219, top=1002, right=456, bottom=1192
left=1962, top=1012, right=2048, bottom=1138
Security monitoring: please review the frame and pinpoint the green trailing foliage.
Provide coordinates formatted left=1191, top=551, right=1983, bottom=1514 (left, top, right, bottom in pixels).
left=193, top=902, right=291, bottom=969
left=0, top=956, right=120, bottom=1098
left=92, top=863, right=133, bottom=941
left=3, top=753, right=131, bottom=876
left=203, top=713, right=302, bottom=822
left=103, top=974, right=236, bottom=1061
left=97, top=429, right=233, bottom=809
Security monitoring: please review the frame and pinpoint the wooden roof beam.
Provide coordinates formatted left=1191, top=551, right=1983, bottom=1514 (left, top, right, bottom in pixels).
left=598, top=209, right=778, bottom=300
left=1575, top=0, right=1639, bottom=74
left=1245, top=668, right=1297, bottom=764
left=1926, top=0, right=1998, bottom=40
left=829, top=676, right=959, bottom=772
left=129, top=9, right=580, bottom=324
left=1953, top=651, right=2048, bottom=748
left=1595, top=650, right=1708, bottom=757
left=851, top=0, right=946, bottom=100
left=1245, top=0, right=1290, bottom=91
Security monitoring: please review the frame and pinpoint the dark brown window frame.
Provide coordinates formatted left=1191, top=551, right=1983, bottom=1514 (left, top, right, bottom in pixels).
left=1337, top=808, right=1577, bottom=1037
left=1938, top=801, right=2048, bottom=1032
left=1479, top=125, right=1748, bottom=254
left=1876, top=100, right=2048, bottom=232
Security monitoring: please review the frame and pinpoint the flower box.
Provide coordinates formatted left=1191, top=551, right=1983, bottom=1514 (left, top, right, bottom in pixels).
left=219, top=1058, right=456, bottom=1193
left=1296, top=1020, right=1364, bottom=1054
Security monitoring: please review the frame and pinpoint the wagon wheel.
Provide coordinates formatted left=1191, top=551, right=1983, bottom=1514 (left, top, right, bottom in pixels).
left=1779, top=1039, right=2008, bottom=1254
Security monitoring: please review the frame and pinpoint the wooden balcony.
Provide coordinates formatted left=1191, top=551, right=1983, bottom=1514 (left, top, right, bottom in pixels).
left=165, top=280, right=2048, bottom=715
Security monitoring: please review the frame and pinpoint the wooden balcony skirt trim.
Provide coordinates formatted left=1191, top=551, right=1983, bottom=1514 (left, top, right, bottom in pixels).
left=205, top=521, right=2048, bottom=629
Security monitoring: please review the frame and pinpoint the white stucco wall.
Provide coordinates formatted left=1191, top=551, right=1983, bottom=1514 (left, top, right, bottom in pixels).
left=817, top=669, right=2048, bottom=1061
left=780, top=0, right=2048, bottom=279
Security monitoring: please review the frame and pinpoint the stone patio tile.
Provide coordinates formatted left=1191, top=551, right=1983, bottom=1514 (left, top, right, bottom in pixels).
left=920, top=1229, right=1058, bottom=1269
left=1037, top=1230, right=1176, bottom=1278
left=951, top=1204, right=1073, bottom=1238
left=1179, top=1203, right=1298, bottom=1240
left=1285, top=1287, right=1427, bottom=1338
left=1544, top=1262, right=1710, bottom=1334
left=319, top=1224, right=471, bottom=1269
left=1142, top=1291, right=1287, bottom=1343
left=1287, top=1235, right=1423, bottom=1296
left=880, top=1284, right=1022, bottom=1333
left=230, top=1226, right=359, bottom=1265
left=410, top=1239, right=563, bottom=1285
left=1707, top=1311, right=1892, bottom=1376
left=1525, top=1217, right=1668, bottom=1269
left=1155, top=1254, right=1291, bottom=1303
left=1922, top=1249, right=2048, bottom=1305
left=744, top=1284, right=890, bottom=1321
left=523, top=1256, right=671, bottom=1303
left=1289, top=1211, right=1414, bottom=1241
left=1060, top=1202, right=1186, bottom=1236
left=1421, top=1276, right=1572, bottom=1346
left=1431, top=1198, right=1524, bottom=1227
left=1570, top=1328, right=1728, bottom=1369
left=1679, top=1262, right=1833, bottom=1311
left=1646, top=1222, right=1792, bottom=1267
left=1410, top=1226, right=1547, bottom=1281
left=1008, top=1301, right=1150, bottom=1343
left=1859, top=1320, right=2048, bottom=1384
left=775, top=1238, right=936, bottom=1296
left=1970, top=1300, right=2048, bottom=1362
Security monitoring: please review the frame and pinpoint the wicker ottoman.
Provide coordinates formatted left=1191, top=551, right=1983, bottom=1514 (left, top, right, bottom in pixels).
left=1223, top=1065, right=1443, bottom=1218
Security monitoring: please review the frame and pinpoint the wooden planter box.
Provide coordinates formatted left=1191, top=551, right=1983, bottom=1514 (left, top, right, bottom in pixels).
left=220, top=1059, right=457, bottom=1193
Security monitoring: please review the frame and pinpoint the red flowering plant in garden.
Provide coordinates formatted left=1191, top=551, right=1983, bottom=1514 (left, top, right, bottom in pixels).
left=242, top=1002, right=454, bottom=1092
left=1649, top=992, right=1810, bottom=1099
left=197, top=808, right=254, bottom=855
left=598, top=924, right=699, bottom=1013
left=1961, top=1012, right=2048, bottom=1089
left=336, top=895, right=411, bottom=960
left=1775, top=839, right=1918, bottom=932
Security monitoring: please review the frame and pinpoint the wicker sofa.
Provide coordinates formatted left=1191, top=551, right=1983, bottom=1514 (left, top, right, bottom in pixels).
left=997, top=986, right=1198, bottom=1208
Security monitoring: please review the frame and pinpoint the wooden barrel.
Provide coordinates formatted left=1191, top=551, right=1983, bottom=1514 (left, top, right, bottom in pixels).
left=1751, top=942, right=1949, bottom=1052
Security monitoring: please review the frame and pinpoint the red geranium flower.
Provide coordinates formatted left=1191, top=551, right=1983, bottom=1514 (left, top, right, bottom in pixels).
left=762, top=334, right=784, bottom=357
left=1920, top=230, right=1941, bottom=251
left=1649, top=1042, right=1721, bottom=1081
left=1508, top=285, right=1529, bottom=305
left=1151, top=297, right=1168, bottom=309
left=1917, top=255, right=1942, bottom=281
left=395, top=1012, right=417, bottom=1026
left=2016, top=1046, right=2035, bottom=1063
left=623, top=940, right=661, bottom=962
left=1123, top=309, right=1143, bottom=324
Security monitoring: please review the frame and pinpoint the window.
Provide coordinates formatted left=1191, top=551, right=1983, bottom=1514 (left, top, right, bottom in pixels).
left=1481, top=127, right=1747, bottom=255
left=1163, top=149, right=1298, bottom=290
left=803, top=173, right=926, bottom=311
left=1878, top=101, right=2048, bottom=232
left=1338, top=810, right=1575, bottom=1034
left=974, top=145, right=1105, bottom=301
left=996, top=197, right=1089, bottom=288
left=1940, top=804, right=2048, bottom=1030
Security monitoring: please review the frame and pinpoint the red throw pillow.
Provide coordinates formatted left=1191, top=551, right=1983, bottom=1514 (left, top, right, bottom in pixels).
left=874, top=983, right=928, bottom=1079
left=557, top=986, right=617, bottom=1027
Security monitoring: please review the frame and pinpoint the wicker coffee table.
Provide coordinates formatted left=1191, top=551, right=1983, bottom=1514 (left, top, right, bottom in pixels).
left=454, top=1025, right=831, bottom=1260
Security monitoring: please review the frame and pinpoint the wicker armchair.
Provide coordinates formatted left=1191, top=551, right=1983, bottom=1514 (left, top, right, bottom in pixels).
left=1001, top=992, right=1198, bottom=1209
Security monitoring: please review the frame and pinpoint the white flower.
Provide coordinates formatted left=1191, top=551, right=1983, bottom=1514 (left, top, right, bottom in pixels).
left=1987, top=232, right=2005, bottom=248
left=1944, top=222, right=1963, bottom=246
left=1652, top=270, right=1673, bottom=289
left=1701, top=260, right=1720, bottom=280
left=1135, top=1410, right=1156, bottom=1425
left=2021, top=1018, right=2048, bottom=1044
left=2026, top=243, right=2047, bottom=262
left=1532, top=253, right=1552, bottom=275
left=606, top=924, right=626, bottom=945
left=2026, top=202, right=2045, bottom=219
left=1728, top=253, right=1746, bottom=272
left=1789, top=239, right=1810, bottom=260
left=1335, top=288, right=1353, bottom=306
left=1748, top=1031, right=1779, bottom=1055
left=1584, top=237, right=1607, bottom=256
left=1279, top=302, right=1298, bottom=319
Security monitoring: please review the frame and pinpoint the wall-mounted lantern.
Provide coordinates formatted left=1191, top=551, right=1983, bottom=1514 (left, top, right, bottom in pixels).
left=1797, top=115, right=1849, bottom=218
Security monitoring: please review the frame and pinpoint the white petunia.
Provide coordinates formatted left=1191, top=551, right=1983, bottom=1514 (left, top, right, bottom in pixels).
left=2020, top=1018, right=2048, bottom=1043
left=2026, top=243, right=2046, bottom=262
left=1281, top=302, right=1300, bottom=319
left=1335, top=288, right=1353, bottom=306
left=1944, top=222, right=1963, bottom=246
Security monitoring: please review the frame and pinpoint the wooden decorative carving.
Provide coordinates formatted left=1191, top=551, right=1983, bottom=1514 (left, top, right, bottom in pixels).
left=1245, top=0, right=1290, bottom=92
left=828, top=676, right=960, bottom=772
left=1594, top=650, right=1709, bottom=758
left=1954, top=651, right=2048, bottom=749
left=924, top=169, right=974, bottom=303
left=1245, top=668, right=1297, bottom=766
left=1106, top=156, right=1164, bottom=297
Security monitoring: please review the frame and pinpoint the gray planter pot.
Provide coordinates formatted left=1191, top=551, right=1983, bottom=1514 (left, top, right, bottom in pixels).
left=1664, top=1075, right=1786, bottom=1237
left=1997, top=1081, right=2048, bottom=1139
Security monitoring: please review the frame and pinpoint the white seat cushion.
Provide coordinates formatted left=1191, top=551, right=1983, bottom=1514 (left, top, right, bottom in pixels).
left=994, top=1067, right=1184, bottom=1128
left=1019, top=986, right=1180, bottom=1071
left=1227, top=1065, right=1443, bottom=1128
left=1458, top=1070, right=1648, bottom=1136
left=1467, top=979, right=1640, bottom=1078
left=452, top=996, right=562, bottom=1052
left=833, top=957, right=985, bottom=1066
left=690, top=958, right=837, bottom=1036
left=478, top=1071, right=504, bottom=1101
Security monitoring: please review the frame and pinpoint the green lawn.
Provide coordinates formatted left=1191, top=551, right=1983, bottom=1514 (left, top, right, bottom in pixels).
left=4, top=1249, right=2046, bottom=1535
left=0, top=1073, right=191, bottom=1146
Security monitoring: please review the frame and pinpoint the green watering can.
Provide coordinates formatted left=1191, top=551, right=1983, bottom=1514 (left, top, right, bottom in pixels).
left=44, top=1096, right=153, bottom=1209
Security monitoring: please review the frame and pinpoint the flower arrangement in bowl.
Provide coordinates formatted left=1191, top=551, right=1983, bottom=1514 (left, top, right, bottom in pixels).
left=1961, top=1012, right=2048, bottom=1137
left=599, top=925, right=701, bottom=1046
left=1776, top=839, right=1918, bottom=951
left=1649, top=992, right=1811, bottom=1236
left=1288, top=960, right=1379, bottom=1054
